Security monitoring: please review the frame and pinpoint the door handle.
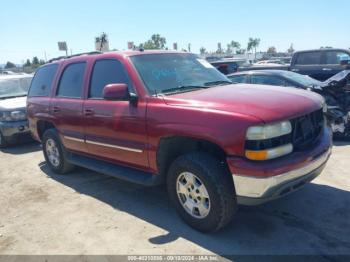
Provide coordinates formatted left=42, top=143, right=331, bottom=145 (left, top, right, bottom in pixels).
left=322, top=68, right=332, bottom=71
left=84, top=109, right=95, bottom=116
left=52, top=106, right=61, bottom=113
left=291, top=68, right=299, bottom=72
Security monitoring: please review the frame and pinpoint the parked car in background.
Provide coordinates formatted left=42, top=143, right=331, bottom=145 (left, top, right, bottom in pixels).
left=210, top=58, right=250, bottom=75
left=27, top=51, right=331, bottom=232
left=0, top=74, right=33, bottom=147
left=254, top=59, right=286, bottom=66
left=239, top=48, right=350, bottom=81
left=228, top=70, right=350, bottom=137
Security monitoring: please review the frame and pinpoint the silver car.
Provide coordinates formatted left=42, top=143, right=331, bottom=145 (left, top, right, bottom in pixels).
left=0, top=74, right=33, bottom=147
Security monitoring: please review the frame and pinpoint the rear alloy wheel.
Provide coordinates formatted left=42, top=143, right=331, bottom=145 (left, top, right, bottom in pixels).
left=42, top=129, right=75, bottom=174
left=45, top=138, right=61, bottom=168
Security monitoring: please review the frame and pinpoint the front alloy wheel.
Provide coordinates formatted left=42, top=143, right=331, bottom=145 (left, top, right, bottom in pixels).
left=176, top=172, right=210, bottom=219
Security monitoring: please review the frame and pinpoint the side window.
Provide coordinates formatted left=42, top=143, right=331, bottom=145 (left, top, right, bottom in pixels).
left=325, top=51, right=350, bottom=65
left=57, top=63, right=86, bottom=98
left=28, top=64, right=58, bottom=97
left=89, top=59, right=130, bottom=98
left=295, top=52, right=322, bottom=65
left=251, top=75, right=285, bottom=86
left=228, top=75, right=248, bottom=84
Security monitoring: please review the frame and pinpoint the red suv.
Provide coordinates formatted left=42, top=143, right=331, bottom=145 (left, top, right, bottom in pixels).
left=27, top=51, right=332, bottom=232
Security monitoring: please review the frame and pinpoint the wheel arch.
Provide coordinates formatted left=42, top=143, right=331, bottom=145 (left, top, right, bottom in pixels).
left=156, top=135, right=228, bottom=178
left=36, top=120, right=56, bottom=141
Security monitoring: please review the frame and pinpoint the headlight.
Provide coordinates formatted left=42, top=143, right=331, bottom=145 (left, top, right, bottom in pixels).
left=246, top=121, right=292, bottom=140
left=245, top=120, right=293, bottom=161
left=0, top=110, right=26, bottom=122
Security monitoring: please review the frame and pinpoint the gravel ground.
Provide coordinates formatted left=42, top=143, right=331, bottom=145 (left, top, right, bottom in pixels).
left=0, top=141, right=350, bottom=259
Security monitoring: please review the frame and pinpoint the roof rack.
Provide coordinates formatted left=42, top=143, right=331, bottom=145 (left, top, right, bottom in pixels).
left=47, top=51, right=102, bottom=63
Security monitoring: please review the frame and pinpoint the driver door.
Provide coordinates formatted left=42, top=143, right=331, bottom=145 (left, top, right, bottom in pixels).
left=83, top=58, right=149, bottom=169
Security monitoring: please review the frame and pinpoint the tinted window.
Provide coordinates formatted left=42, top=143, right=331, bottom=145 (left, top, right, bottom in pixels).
left=251, top=75, right=286, bottom=86
left=28, top=64, right=58, bottom=97
left=325, top=51, right=350, bottom=64
left=296, top=52, right=322, bottom=65
left=228, top=75, right=248, bottom=84
left=90, top=59, right=130, bottom=98
left=57, top=63, right=86, bottom=98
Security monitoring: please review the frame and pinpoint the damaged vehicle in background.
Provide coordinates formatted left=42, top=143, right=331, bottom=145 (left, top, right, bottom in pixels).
left=228, top=70, right=350, bottom=138
left=0, top=74, right=33, bottom=147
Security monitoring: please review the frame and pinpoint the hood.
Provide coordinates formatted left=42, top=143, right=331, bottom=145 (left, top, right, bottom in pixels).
left=0, top=96, right=27, bottom=111
left=163, top=84, right=323, bottom=123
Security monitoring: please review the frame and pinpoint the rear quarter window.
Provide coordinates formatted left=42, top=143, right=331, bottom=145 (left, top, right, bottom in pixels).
left=28, top=64, right=58, bottom=97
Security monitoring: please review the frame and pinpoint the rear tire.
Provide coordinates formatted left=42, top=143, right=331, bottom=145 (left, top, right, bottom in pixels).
left=167, top=152, right=237, bottom=232
left=0, top=132, right=8, bottom=148
left=42, top=129, right=75, bottom=174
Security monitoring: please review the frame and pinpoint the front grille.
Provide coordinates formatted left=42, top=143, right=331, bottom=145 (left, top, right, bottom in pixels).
left=291, top=109, right=324, bottom=150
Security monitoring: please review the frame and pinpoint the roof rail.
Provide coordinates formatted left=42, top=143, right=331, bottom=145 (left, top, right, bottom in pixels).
left=46, top=51, right=102, bottom=63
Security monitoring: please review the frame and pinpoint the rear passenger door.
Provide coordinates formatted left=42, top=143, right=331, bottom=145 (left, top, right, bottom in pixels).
left=291, top=51, right=324, bottom=80
left=51, top=62, right=88, bottom=153
left=83, top=58, right=148, bottom=169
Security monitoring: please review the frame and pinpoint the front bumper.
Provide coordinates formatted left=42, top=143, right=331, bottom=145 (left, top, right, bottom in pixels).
left=227, top=127, right=332, bottom=205
left=0, top=120, right=31, bottom=143
left=233, top=148, right=331, bottom=205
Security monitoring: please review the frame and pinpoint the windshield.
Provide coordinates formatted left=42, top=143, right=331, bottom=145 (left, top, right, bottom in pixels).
left=280, top=71, right=322, bottom=87
left=0, top=77, right=32, bottom=99
left=130, top=53, right=231, bottom=95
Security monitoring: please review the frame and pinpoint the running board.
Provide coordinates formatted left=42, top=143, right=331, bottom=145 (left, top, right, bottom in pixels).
left=66, top=152, right=163, bottom=186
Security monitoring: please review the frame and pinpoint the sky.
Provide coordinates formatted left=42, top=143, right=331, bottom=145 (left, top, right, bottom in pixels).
left=0, top=0, right=349, bottom=64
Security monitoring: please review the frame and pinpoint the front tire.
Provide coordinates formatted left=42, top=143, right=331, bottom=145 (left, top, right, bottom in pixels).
left=167, top=153, right=237, bottom=232
left=42, top=129, right=74, bottom=174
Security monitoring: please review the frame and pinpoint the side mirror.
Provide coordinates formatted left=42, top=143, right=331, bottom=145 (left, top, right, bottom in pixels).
left=103, top=83, right=129, bottom=101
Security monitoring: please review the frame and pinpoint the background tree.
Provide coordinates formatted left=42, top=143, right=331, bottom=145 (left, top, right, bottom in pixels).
left=230, top=41, right=241, bottom=54
left=288, top=43, right=295, bottom=54
left=5, top=61, right=16, bottom=69
left=143, top=34, right=166, bottom=49
left=267, top=46, right=277, bottom=54
left=32, top=57, right=39, bottom=66
left=24, top=59, right=31, bottom=67
left=216, top=42, right=223, bottom=54
left=199, top=47, right=207, bottom=55
left=247, top=37, right=261, bottom=59
left=226, top=44, right=233, bottom=54
left=236, top=49, right=246, bottom=54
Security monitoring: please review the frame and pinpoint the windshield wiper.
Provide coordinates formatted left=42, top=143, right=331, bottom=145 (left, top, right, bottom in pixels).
left=204, top=80, right=232, bottom=87
left=160, top=85, right=208, bottom=95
